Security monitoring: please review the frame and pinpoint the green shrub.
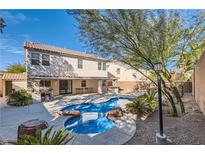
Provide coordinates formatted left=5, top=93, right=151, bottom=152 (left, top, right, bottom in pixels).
left=142, top=89, right=158, bottom=111
left=126, top=89, right=158, bottom=117
left=9, top=126, right=73, bottom=145
left=126, top=98, right=152, bottom=117
left=7, top=90, right=32, bottom=106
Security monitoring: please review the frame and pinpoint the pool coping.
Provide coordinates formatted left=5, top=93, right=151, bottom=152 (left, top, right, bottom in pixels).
left=52, top=114, right=136, bottom=145
left=45, top=95, right=137, bottom=145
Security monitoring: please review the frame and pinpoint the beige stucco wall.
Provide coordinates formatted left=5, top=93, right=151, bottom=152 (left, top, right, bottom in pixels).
left=0, top=75, right=3, bottom=97
left=107, top=62, right=148, bottom=82
left=72, top=79, right=98, bottom=94
left=193, top=51, right=205, bottom=115
left=26, top=50, right=107, bottom=78
left=191, top=74, right=195, bottom=96
left=0, top=72, right=27, bottom=97
left=107, top=62, right=150, bottom=93
left=12, top=81, right=27, bottom=91
left=51, top=80, right=59, bottom=96
left=1, top=80, right=27, bottom=98
left=116, top=81, right=139, bottom=93
left=27, top=78, right=99, bottom=99
left=50, top=79, right=99, bottom=95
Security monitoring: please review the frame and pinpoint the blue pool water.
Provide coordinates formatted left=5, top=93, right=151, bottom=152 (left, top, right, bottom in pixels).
left=63, top=97, right=131, bottom=134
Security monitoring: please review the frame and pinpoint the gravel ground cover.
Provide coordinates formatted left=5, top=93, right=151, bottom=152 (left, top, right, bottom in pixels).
left=126, top=95, right=205, bottom=145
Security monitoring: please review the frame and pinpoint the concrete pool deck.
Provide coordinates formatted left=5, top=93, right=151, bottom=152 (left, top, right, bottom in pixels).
left=0, top=94, right=136, bottom=145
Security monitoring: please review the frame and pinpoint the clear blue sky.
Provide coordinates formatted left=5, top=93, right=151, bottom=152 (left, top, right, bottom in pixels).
left=0, top=9, right=86, bottom=70
left=0, top=10, right=202, bottom=70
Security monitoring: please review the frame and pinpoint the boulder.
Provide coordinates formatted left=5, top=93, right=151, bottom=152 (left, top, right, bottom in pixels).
left=17, top=119, right=49, bottom=139
left=106, top=107, right=123, bottom=120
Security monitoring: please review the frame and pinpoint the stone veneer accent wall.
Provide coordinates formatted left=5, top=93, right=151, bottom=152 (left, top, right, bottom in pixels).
left=27, top=78, right=41, bottom=102
left=192, top=51, right=205, bottom=115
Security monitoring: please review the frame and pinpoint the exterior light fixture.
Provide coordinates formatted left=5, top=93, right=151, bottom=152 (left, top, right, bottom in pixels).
left=154, top=62, right=172, bottom=144
left=154, top=62, right=163, bottom=72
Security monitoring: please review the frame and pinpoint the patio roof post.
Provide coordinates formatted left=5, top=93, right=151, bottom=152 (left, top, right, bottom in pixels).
left=2, top=80, right=6, bottom=98
left=98, top=80, right=103, bottom=94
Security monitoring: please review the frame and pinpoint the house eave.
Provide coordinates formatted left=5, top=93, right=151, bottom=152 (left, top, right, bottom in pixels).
left=28, top=75, right=116, bottom=80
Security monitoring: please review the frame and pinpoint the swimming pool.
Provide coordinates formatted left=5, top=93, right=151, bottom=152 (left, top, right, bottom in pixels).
left=63, top=97, right=131, bottom=134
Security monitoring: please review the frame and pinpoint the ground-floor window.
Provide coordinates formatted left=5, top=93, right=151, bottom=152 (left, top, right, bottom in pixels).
left=102, top=80, right=106, bottom=86
left=81, top=80, right=86, bottom=87
left=40, top=80, right=51, bottom=87
left=107, top=81, right=113, bottom=86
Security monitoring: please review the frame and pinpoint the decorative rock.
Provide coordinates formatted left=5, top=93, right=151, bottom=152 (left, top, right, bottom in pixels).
left=55, top=110, right=81, bottom=117
left=17, top=119, right=49, bottom=139
left=62, top=110, right=81, bottom=117
left=106, top=107, right=123, bottom=120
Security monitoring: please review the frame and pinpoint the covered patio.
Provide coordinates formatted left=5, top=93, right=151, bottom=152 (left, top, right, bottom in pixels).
left=27, top=74, right=119, bottom=102
left=0, top=73, right=27, bottom=98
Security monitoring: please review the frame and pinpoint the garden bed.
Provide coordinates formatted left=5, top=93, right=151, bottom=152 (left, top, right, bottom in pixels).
left=126, top=95, right=205, bottom=145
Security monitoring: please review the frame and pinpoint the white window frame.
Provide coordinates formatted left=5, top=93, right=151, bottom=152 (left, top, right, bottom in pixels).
left=98, top=62, right=102, bottom=70
left=116, top=68, right=120, bottom=75
left=102, top=62, right=106, bottom=70
left=42, top=54, right=50, bottom=66
left=78, top=58, right=83, bottom=69
left=31, top=52, right=40, bottom=65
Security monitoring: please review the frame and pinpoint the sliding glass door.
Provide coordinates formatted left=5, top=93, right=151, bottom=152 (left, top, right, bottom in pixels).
left=59, top=80, right=72, bottom=94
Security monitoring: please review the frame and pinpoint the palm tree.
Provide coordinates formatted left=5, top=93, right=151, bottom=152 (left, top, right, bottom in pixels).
left=0, top=18, right=6, bottom=33
left=9, top=126, right=74, bottom=145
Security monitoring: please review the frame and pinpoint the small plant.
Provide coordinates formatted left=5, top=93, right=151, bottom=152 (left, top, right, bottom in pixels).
left=9, top=126, right=73, bottom=145
left=142, top=89, right=158, bottom=112
left=7, top=90, right=32, bottom=106
left=126, top=97, right=152, bottom=118
left=126, top=89, right=157, bottom=119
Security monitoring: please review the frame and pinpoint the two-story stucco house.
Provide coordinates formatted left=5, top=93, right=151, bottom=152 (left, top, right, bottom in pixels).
left=107, top=61, right=150, bottom=93
left=24, top=42, right=117, bottom=101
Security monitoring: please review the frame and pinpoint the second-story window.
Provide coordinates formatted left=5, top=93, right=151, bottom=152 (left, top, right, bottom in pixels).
left=42, top=54, right=50, bottom=66
left=98, top=62, right=102, bottom=70
left=116, top=68, right=120, bottom=75
left=132, top=73, right=137, bottom=78
left=31, top=53, right=40, bottom=65
left=102, top=62, right=106, bottom=70
left=81, top=80, right=86, bottom=87
left=78, top=59, right=83, bottom=69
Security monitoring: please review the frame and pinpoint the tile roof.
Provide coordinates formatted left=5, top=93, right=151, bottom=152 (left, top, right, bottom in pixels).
left=24, top=42, right=106, bottom=61
left=2, top=73, right=27, bottom=80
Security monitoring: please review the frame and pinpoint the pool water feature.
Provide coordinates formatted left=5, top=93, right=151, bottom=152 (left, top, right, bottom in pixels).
left=63, top=97, right=131, bottom=134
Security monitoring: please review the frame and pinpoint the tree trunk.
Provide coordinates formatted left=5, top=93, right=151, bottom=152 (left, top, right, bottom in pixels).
left=163, top=71, right=186, bottom=115
left=121, top=62, right=179, bottom=116
left=171, top=86, right=185, bottom=114
left=161, top=81, right=178, bottom=117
